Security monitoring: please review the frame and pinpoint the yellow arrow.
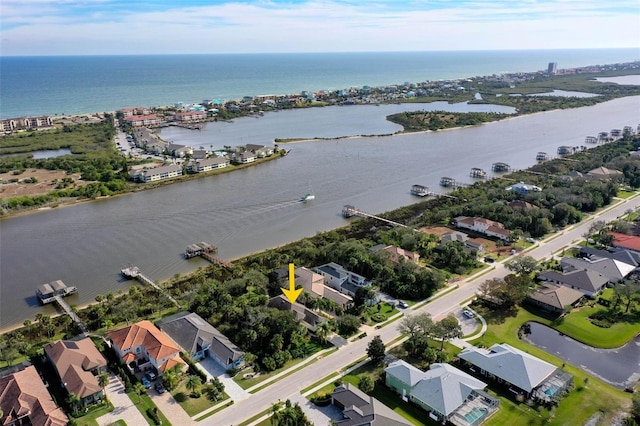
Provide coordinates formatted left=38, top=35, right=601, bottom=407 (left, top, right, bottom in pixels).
left=281, top=263, right=303, bottom=304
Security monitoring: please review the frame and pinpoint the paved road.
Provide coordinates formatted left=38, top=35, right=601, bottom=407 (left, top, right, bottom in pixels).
left=202, top=194, right=640, bottom=426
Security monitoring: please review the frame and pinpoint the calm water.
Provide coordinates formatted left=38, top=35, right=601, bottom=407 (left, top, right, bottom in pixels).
left=1, top=96, right=639, bottom=330
left=522, top=322, right=640, bottom=388
left=1, top=49, right=638, bottom=118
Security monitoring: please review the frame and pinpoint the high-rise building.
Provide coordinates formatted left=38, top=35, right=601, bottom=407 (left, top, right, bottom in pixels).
left=547, top=62, right=557, bottom=75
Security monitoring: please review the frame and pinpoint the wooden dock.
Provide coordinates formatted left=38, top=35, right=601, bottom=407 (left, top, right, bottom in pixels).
left=342, top=205, right=408, bottom=228
left=54, top=295, right=88, bottom=334
left=492, top=162, right=511, bottom=172
left=469, top=168, right=487, bottom=179
left=185, top=242, right=233, bottom=268
left=121, top=266, right=181, bottom=308
left=410, top=184, right=429, bottom=197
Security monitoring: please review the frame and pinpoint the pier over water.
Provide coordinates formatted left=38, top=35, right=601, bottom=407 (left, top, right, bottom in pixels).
left=121, top=266, right=181, bottom=308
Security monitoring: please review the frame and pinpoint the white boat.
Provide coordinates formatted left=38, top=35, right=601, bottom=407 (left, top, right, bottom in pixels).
left=301, top=193, right=315, bottom=202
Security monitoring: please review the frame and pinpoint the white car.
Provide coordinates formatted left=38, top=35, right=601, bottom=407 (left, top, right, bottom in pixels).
left=463, top=310, right=475, bottom=319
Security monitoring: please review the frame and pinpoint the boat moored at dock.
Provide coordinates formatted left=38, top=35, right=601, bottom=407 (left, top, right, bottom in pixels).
left=36, top=280, right=77, bottom=304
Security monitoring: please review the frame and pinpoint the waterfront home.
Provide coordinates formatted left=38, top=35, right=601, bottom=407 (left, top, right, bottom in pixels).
left=331, top=383, right=412, bottom=426
left=231, top=152, right=256, bottom=164
left=156, top=311, right=244, bottom=369
left=453, top=217, right=511, bottom=241
left=192, top=149, right=208, bottom=160
left=267, top=295, right=327, bottom=332
left=385, top=360, right=498, bottom=425
left=187, top=156, right=230, bottom=173
left=145, top=140, right=168, bottom=154
left=314, top=262, right=372, bottom=298
left=167, top=143, right=193, bottom=158
left=245, top=144, right=274, bottom=157
left=526, top=283, right=584, bottom=313
left=108, top=320, right=187, bottom=375
left=586, top=166, right=624, bottom=180
left=117, top=107, right=151, bottom=116
left=505, top=181, right=542, bottom=194
left=43, top=338, right=108, bottom=408
left=369, top=244, right=420, bottom=265
left=538, top=269, right=609, bottom=297
left=0, top=364, right=68, bottom=426
left=458, top=343, right=572, bottom=403
left=293, top=266, right=353, bottom=308
left=1, top=116, right=53, bottom=133
left=129, top=164, right=183, bottom=183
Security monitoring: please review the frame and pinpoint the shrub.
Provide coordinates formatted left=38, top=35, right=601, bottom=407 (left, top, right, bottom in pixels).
left=146, top=407, right=162, bottom=425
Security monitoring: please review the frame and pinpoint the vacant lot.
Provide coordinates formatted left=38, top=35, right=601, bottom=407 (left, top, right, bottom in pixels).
left=0, top=169, right=87, bottom=199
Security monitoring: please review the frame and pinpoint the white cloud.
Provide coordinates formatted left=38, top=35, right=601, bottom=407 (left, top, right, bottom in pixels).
left=1, top=0, right=638, bottom=55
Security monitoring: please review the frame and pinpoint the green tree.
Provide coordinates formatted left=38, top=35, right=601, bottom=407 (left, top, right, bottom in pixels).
left=66, top=392, right=81, bottom=414
left=358, top=375, right=374, bottom=393
left=186, top=375, right=202, bottom=397
left=366, top=335, right=386, bottom=365
left=98, top=373, right=110, bottom=389
left=431, top=314, right=463, bottom=351
left=133, top=382, right=146, bottom=404
left=336, top=315, right=361, bottom=337
left=505, top=255, right=539, bottom=276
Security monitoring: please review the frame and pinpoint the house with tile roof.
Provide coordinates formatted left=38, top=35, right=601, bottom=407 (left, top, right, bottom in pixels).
left=385, top=360, right=498, bottom=425
left=458, top=344, right=572, bottom=402
left=609, top=232, right=640, bottom=253
left=369, top=245, right=420, bottom=265
left=0, top=365, right=68, bottom=426
left=526, top=283, right=584, bottom=313
left=586, top=166, right=623, bottom=179
left=538, top=268, right=609, bottom=297
left=44, top=338, right=108, bottom=408
left=453, top=217, right=511, bottom=241
left=156, top=311, right=244, bottom=369
left=108, top=320, right=187, bottom=375
left=331, top=383, right=411, bottom=426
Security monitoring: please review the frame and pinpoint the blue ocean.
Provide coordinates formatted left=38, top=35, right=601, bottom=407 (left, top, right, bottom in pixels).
left=1, top=49, right=638, bottom=119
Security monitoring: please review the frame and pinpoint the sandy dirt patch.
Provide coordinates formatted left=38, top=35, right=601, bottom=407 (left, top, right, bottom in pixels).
left=0, top=169, right=88, bottom=199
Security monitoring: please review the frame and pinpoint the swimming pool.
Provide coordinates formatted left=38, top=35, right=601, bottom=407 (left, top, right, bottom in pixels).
left=464, top=407, right=488, bottom=424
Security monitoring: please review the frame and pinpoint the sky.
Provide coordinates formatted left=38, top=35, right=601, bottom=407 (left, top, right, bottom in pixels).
left=1, top=0, right=639, bottom=56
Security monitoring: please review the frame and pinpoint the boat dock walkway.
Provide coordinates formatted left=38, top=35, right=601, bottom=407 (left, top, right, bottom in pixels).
left=342, top=205, right=408, bottom=228
left=121, top=266, right=181, bottom=308
left=199, top=251, right=233, bottom=269
left=53, top=295, right=88, bottom=335
left=185, top=242, right=233, bottom=268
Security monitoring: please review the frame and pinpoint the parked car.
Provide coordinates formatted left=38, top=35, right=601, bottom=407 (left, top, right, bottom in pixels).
left=397, top=301, right=409, bottom=309
left=141, top=376, right=152, bottom=389
left=154, top=382, right=165, bottom=394
left=463, top=310, right=475, bottom=319
left=526, top=237, right=536, bottom=243
left=146, top=371, right=157, bottom=381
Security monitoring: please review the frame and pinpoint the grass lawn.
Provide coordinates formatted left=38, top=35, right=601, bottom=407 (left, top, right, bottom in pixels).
left=470, top=305, right=633, bottom=426
left=365, top=302, right=398, bottom=325
left=125, top=390, right=172, bottom=426
left=617, top=189, right=636, bottom=199
left=71, top=402, right=114, bottom=426
left=171, top=379, right=229, bottom=417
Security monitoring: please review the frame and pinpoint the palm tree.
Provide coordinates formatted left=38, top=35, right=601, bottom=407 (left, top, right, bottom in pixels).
left=98, top=373, right=110, bottom=389
left=133, top=382, right=146, bottom=404
left=185, top=375, right=201, bottom=397
left=67, top=392, right=81, bottom=414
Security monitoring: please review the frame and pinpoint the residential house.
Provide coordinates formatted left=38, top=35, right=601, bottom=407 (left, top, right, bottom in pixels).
left=586, top=166, right=623, bottom=179
left=130, top=164, right=183, bottom=183
left=244, top=144, right=274, bottom=157
left=293, top=266, right=353, bottom=308
left=156, top=311, right=244, bottom=369
left=192, top=149, right=208, bottom=160
left=453, top=217, right=511, bottom=241
left=526, top=283, right=584, bottom=313
left=145, top=140, right=169, bottom=154
left=331, top=383, right=412, bottom=425
left=268, top=295, right=327, bottom=331
left=579, top=246, right=640, bottom=267
left=505, top=182, right=542, bottom=194
left=508, top=200, right=536, bottom=211
left=459, top=344, right=572, bottom=402
left=108, top=320, right=187, bottom=375
left=609, top=232, right=640, bottom=253
left=314, top=262, right=371, bottom=298
left=187, top=156, right=229, bottom=174
left=0, top=365, right=68, bottom=426
left=173, top=111, right=206, bottom=122
left=43, top=338, right=108, bottom=408
left=385, top=360, right=499, bottom=424
left=561, top=256, right=635, bottom=283
left=538, top=269, right=609, bottom=297
left=440, top=231, right=485, bottom=255
left=369, top=245, right=420, bottom=265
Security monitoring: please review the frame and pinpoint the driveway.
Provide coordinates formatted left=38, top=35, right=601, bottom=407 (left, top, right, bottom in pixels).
left=289, top=393, right=343, bottom=426
left=150, top=389, right=195, bottom=425
left=198, top=357, right=249, bottom=402
left=97, top=374, right=148, bottom=426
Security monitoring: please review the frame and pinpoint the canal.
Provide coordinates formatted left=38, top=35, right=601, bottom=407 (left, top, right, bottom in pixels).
left=521, top=321, right=640, bottom=389
left=1, top=96, right=639, bottom=330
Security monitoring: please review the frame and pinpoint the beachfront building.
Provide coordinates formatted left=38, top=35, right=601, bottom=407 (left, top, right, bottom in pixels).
left=156, top=311, right=244, bottom=368
left=123, top=114, right=161, bottom=127
left=129, top=164, right=183, bottom=183
left=1, top=116, right=53, bottom=133
left=44, top=338, right=108, bottom=409
left=453, top=216, right=511, bottom=241
left=385, top=360, right=499, bottom=425
left=187, top=156, right=230, bottom=173
left=108, top=320, right=187, bottom=375
left=118, top=107, right=151, bottom=117
left=173, top=110, right=206, bottom=122
left=0, top=364, right=69, bottom=426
